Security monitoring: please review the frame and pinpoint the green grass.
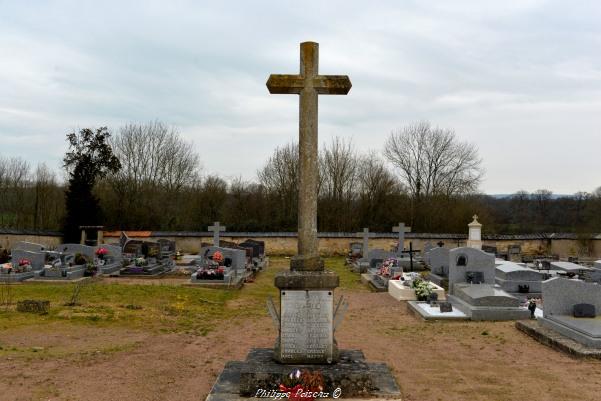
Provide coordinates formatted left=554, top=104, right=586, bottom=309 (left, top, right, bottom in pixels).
left=0, top=257, right=359, bottom=335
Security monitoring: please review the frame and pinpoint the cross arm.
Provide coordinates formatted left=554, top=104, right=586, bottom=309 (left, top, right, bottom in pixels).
left=314, top=75, right=352, bottom=95
left=266, top=74, right=304, bottom=94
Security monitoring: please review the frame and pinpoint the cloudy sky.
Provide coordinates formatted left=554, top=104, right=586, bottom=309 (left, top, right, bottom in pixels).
left=1, top=0, right=600, bottom=194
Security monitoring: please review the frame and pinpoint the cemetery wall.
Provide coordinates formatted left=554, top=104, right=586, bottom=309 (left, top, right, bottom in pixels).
left=2, top=230, right=601, bottom=259
left=0, top=232, right=62, bottom=250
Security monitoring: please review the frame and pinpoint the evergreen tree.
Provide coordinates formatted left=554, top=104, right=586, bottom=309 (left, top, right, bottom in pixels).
left=62, top=127, right=121, bottom=242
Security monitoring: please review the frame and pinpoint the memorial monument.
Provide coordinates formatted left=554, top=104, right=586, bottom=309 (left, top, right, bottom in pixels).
left=206, top=41, right=399, bottom=399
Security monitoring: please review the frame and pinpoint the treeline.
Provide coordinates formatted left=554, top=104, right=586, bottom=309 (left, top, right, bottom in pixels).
left=1, top=121, right=600, bottom=235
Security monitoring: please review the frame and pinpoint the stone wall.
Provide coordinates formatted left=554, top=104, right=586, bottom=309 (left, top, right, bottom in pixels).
left=2, top=231, right=601, bottom=259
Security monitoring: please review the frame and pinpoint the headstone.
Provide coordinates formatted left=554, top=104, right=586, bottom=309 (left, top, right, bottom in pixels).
left=392, top=222, right=411, bottom=255
left=12, top=241, right=46, bottom=252
left=429, top=247, right=450, bottom=276
left=355, top=228, right=375, bottom=261
left=467, top=215, right=482, bottom=250
left=448, top=247, right=495, bottom=295
left=268, top=41, right=351, bottom=364
left=208, top=222, right=226, bottom=247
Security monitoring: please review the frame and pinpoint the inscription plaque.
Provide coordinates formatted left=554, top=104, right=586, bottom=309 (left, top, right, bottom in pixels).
left=279, top=290, right=333, bottom=363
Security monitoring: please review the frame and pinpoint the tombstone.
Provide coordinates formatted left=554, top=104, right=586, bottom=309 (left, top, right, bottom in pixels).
left=445, top=247, right=528, bottom=320
left=466, top=215, right=482, bottom=250
left=120, top=238, right=172, bottom=276
left=96, top=244, right=123, bottom=275
left=238, top=239, right=267, bottom=270
left=191, top=246, right=248, bottom=286
left=495, top=259, right=544, bottom=299
left=539, top=277, right=601, bottom=348
left=448, top=247, right=496, bottom=295
left=392, top=223, right=411, bottom=255
left=12, top=241, right=47, bottom=252
left=550, top=261, right=592, bottom=274
left=10, top=249, right=46, bottom=270
left=428, top=247, right=450, bottom=276
left=208, top=222, right=226, bottom=247
left=507, top=244, right=522, bottom=262
left=58, top=244, right=97, bottom=259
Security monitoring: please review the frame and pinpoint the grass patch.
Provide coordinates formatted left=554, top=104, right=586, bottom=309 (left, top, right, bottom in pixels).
left=0, top=257, right=358, bottom=335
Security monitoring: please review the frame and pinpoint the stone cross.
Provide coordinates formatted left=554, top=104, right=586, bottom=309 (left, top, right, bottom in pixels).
left=208, top=221, right=226, bottom=246
left=267, top=41, right=351, bottom=271
left=355, top=228, right=376, bottom=259
left=392, top=222, right=411, bottom=255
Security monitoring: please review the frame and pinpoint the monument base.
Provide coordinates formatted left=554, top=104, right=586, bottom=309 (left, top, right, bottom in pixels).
left=205, top=348, right=401, bottom=400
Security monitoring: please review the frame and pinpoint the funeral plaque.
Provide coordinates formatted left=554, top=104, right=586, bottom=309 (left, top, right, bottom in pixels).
left=280, top=290, right=334, bottom=362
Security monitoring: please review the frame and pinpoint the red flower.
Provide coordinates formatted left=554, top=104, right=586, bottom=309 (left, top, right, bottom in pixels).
left=96, top=247, right=108, bottom=256
left=18, top=258, right=31, bottom=266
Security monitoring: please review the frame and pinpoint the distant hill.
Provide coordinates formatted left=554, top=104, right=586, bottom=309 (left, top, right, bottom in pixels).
left=488, top=194, right=572, bottom=199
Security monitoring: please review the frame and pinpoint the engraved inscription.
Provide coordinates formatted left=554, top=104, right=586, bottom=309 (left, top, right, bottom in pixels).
left=280, top=290, right=333, bottom=361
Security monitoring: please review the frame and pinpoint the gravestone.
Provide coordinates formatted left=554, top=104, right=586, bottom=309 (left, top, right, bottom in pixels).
left=539, top=277, right=601, bottom=348
left=448, top=247, right=496, bottom=295
left=355, top=228, right=375, bottom=262
left=428, top=247, right=450, bottom=276
left=13, top=241, right=47, bottom=252
left=208, top=222, right=226, bottom=247
left=392, top=222, right=411, bottom=255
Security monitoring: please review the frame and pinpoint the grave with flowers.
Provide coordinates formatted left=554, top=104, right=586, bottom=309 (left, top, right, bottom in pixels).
left=118, top=234, right=174, bottom=276
left=189, top=246, right=249, bottom=288
left=35, top=244, right=97, bottom=280
left=94, top=244, right=123, bottom=275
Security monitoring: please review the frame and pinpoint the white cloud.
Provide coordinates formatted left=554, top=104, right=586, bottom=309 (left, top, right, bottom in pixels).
left=0, top=0, right=600, bottom=193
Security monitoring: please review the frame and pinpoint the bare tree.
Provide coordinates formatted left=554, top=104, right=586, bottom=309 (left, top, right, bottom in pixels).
left=104, top=121, right=201, bottom=229
left=384, top=121, right=483, bottom=199
left=257, top=142, right=299, bottom=229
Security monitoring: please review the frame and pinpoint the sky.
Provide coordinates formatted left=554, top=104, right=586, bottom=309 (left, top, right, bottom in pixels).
left=1, top=0, right=600, bottom=194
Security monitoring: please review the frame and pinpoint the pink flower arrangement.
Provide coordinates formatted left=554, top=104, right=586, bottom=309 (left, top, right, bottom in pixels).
left=95, top=247, right=108, bottom=256
left=18, top=258, right=31, bottom=267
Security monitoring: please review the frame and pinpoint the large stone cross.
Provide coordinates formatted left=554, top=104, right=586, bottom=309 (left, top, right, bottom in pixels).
left=355, top=228, right=376, bottom=259
left=208, top=221, right=226, bottom=247
left=392, top=222, right=411, bottom=255
left=267, top=41, right=351, bottom=271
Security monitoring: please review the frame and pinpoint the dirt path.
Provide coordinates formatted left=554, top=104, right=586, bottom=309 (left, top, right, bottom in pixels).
left=1, top=288, right=600, bottom=400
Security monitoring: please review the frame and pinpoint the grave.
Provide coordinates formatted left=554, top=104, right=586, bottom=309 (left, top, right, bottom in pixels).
left=392, top=222, right=410, bottom=255
left=34, top=244, right=94, bottom=280
left=189, top=245, right=249, bottom=288
left=207, top=41, right=399, bottom=399
left=495, top=259, right=545, bottom=301
left=521, top=277, right=601, bottom=351
left=388, top=273, right=446, bottom=302
left=119, top=234, right=173, bottom=276
left=350, top=227, right=375, bottom=273
left=426, top=246, right=450, bottom=287
left=550, top=261, right=592, bottom=277
left=238, top=239, right=268, bottom=271
left=0, top=249, right=47, bottom=282
left=12, top=241, right=47, bottom=252
left=95, top=244, right=123, bottom=275
left=409, top=247, right=530, bottom=320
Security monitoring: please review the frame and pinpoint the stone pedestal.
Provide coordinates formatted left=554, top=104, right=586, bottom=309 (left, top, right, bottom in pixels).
left=205, top=348, right=401, bottom=400
left=274, top=269, right=339, bottom=364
